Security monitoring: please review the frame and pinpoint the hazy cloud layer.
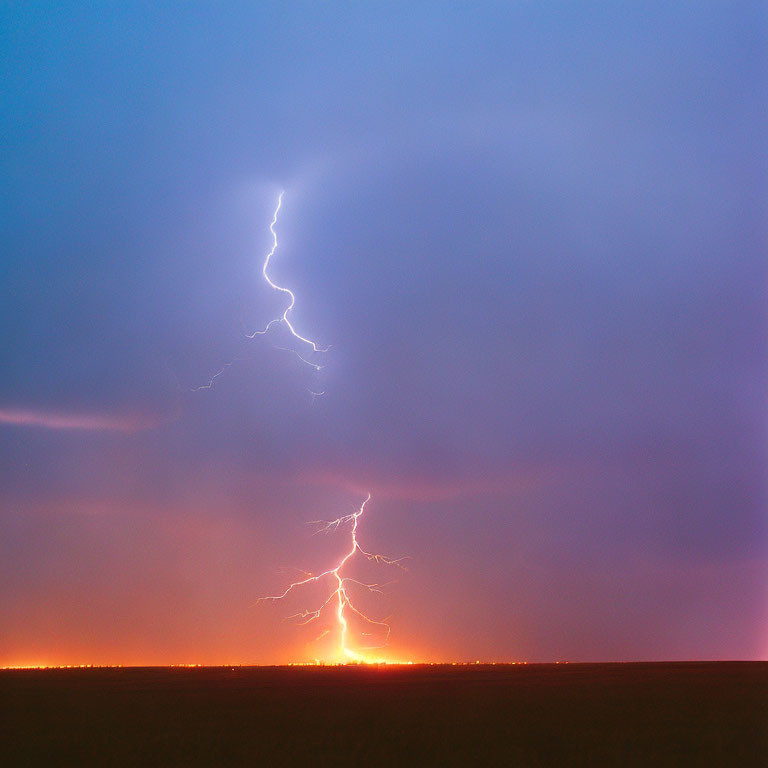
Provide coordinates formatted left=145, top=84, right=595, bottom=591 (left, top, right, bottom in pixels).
left=1, top=2, right=765, bottom=664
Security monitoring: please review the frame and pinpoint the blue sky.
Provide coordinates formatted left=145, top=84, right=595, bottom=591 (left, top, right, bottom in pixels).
left=1, top=2, right=766, bottom=664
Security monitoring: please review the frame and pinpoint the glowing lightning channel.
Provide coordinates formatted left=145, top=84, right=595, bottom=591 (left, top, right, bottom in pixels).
left=191, top=190, right=326, bottom=392
left=257, top=493, right=407, bottom=662
left=247, top=191, right=329, bottom=355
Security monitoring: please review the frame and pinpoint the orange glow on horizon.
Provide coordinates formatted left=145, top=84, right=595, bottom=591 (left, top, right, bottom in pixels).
left=1, top=660, right=537, bottom=670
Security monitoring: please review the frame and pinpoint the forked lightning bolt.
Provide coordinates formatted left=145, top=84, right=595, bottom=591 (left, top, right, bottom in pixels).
left=192, top=193, right=408, bottom=659
left=191, top=191, right=326, bottom=392
left=246, top=191, right=329, bottom=355
left=258, top=493, right=407, bottom=662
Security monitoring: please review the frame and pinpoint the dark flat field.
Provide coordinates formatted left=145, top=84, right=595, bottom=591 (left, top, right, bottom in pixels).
left=2, top=662, right=766, bottom=766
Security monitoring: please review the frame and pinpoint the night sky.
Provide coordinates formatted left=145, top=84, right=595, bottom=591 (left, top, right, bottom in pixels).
left=2, top=2, right=766, bottom=665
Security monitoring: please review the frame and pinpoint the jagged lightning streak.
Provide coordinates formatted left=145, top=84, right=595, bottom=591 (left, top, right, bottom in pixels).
left=191, top=190, right=326, bottom=392
left=192, top=193, right=409, bottom=658
left=247, top=191, right=329, bottom=355
left=258, top=493, right=407, bottom=662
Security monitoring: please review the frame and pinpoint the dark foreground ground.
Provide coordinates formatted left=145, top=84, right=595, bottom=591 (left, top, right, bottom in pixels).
left=2, top=662, right=767, bottom=766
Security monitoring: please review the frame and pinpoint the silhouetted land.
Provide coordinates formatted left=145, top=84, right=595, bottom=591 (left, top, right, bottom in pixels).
left=2, top=662, right=766, bottom=766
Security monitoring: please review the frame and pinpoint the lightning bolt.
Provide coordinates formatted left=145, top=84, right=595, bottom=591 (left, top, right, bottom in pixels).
left=191, top=190, right=326, bottom=392
left=258, top=493, right=408, bottom=662
left=191, top=193, right=409, bottom=660
left=246, top=191, right=329, bottom=355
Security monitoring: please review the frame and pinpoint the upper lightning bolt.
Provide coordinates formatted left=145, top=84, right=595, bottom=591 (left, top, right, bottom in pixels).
left=247, top=192, right=329, bottom=354
left=191, top=190, right=327, bottom=392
